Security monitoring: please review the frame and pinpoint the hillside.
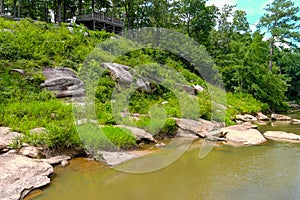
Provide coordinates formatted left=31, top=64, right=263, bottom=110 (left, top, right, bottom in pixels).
left=0, top=17, right=268, bottom=150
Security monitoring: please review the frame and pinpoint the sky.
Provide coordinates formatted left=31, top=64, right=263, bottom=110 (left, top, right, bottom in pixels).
left=206, top=0, right=300, bottom=32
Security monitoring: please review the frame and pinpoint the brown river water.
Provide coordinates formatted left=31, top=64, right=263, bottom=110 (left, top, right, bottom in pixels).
left=29, top=113, right=300, bottom=200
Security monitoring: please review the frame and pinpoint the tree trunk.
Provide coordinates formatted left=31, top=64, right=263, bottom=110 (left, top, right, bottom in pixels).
left=44, top=0, right=48, bottom=22
left=78, top=0, right=82, bottom=15
left=269, top=37, right=274, bottom=71
left=13, top=0, right=16, bottom=17
left=27, top=0, right=31, bottom=18
left=63, top=0, right=67, bottom=22
left=0, top=0, right=4, bottom=15
left=91, top=0, right=95, bottom=12
left=57, top=0, right=62, bottom=23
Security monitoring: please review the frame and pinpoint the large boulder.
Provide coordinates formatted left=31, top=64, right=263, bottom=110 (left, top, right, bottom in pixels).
left=271, top=113, right=292, bottom=121
left=102, top=63, right=151, bottom=92
left=174, top=118, right=223, bottom=138
left=256, top=112, right=269, bottom=121
left=263, top=131, right=300, bottom=142
left=0, top=154, right=53, bottom=200
left=115, top=125, right=157, bottom=143
left=0, top=127, right=22, bottom=153
left=41, top=67, right=85, bottom=101
left=221, top=123, right=267, bottom=146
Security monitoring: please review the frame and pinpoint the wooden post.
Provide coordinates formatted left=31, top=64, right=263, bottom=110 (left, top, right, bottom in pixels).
left=93, top=20, right=95, bottom=30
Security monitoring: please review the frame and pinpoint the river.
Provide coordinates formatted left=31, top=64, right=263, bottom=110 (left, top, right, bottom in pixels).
left=30, top=113, right=300, bottom=200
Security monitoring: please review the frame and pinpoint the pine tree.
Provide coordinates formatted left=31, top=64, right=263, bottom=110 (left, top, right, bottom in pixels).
left=258, top=0, right=300, bottom=71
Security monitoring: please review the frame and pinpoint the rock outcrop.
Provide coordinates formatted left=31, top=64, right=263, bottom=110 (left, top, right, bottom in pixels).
left=102, top=63, right=151, bottom=92
left=221, top=123, right=267, bottom=146
left=263, top=131, right=300, bottom=142
left=0, top=154, right=53, bottom=200
left=41, top=67, right=85, bottom=101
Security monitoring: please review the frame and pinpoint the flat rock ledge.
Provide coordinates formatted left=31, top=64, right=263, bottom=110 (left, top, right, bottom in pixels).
left=221, top=123, right=267, bottom=146
left=263, top=131, right=300, bottom=143
left=0, top=154, right=53, bottom=200
left=174, top=118, right=224, bottom=138
left=271, top=113, right=292, bottom=121
left=95, top=151, right=141, bottom=166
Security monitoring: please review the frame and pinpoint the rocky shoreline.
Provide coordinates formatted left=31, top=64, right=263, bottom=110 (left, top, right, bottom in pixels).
left=1, top=112, right=300, bottom=200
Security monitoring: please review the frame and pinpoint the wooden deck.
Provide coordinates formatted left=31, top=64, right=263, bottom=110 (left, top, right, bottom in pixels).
left=76, top=12, right=124, bottom=34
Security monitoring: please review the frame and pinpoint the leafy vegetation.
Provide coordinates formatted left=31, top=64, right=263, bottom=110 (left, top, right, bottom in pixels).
left=0, top=0, right=299, bottom=151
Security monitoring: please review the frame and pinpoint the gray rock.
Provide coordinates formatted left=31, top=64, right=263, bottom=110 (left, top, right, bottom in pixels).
left=18, top=146, right=40, bottom=158
left=102, top=63, right=133, bottom=86
left=193, top=84, right=204, bottom=92
left=115, top=125, right=157, bottom=143
left=292, top=119, right=300, bottom=124
left=257, top=112, right=269, bottom=121
left=96, top=151, right=139, bottom=166
left=174, top=118, right=223, bottom=138
left=0, top=127, right=22, bottom=152
left=41, top=67, right=84, bottom=101
left=236, top=114, right=258, bottom=122
left=61, top=160, right=69, bottom=167
left=271, top=113, right=292, bottom=121
left=221, top=123, right=266, bottom=146
left=42, top=155, right=72, bottom=165
left=155, top=142, right=166, bottom=148
left=102, top=63, right=151, bottom=92
left=9, top=69, right=24, bottom=76
left=175, top=83, right=196, bottom=95
left=264, top=131, right=300, bottom=142
left=0, top=154, right=53, bottom=200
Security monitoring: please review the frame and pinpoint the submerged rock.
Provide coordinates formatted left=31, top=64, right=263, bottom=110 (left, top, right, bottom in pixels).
left=0, top=154, right=53, bottom=200
left=96, top=151, right=139, bottom=166
left=263, top=131, right=300, bottom=142
left=221, top=123, right=267, bottom=146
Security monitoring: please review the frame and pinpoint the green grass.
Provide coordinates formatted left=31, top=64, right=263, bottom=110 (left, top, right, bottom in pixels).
left=77, top=124, right=136, bottom=153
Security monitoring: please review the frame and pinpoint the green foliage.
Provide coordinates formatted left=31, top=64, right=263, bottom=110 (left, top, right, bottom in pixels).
left=0, top=17, right=111, bottom=69
left=226, top=92, right=268, bottom=125
left=78, top=124, right=136, bottom=153
left=0, top=99, right=81, bottom=148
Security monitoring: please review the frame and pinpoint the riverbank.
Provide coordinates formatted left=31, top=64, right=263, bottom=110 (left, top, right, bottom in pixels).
left=2, top=111, right=300, bottom=199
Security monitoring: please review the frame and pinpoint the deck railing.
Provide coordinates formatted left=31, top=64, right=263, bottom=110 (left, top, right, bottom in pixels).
left=77, top=12, right=124, bottom=27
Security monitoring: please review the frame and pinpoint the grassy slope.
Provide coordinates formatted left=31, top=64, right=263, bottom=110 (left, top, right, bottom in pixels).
left=0, top=18, right=266, bottom=150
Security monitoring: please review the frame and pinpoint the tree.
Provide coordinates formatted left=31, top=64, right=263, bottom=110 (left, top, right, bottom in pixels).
left=258, top=0, right=300, bottom=71
left=177, top=0, right=217, bottom=45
